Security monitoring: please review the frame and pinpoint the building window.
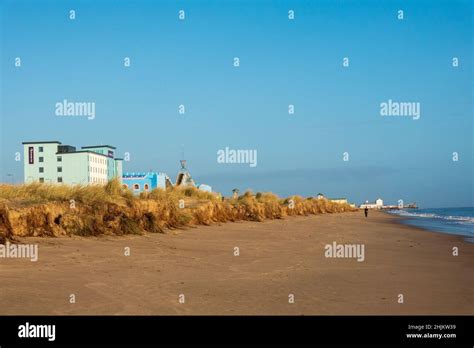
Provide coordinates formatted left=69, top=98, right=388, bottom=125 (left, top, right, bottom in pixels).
left=39, top=177, right=44, bottom=183
left=133, top=184, right=140, bottom=191
left=39, top=167, right=44, bottom=173
left=57, top=156, right=62, bottom=162
left=57, top=167, right=62, bottom=172
left=39, top=157, right=44, bottom=162
left=144, top=184, right=150, bottom=191
left=58, top=177, right=63, bottom=183
left=39, top=146, right=43, bottom=152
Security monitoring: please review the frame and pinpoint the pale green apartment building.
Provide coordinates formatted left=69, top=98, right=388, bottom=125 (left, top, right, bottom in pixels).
left=23, top=141, right=123, bottom=185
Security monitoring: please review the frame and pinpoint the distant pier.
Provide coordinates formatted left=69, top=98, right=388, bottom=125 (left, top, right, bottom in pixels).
left=381, top=203, right=418, bottom=210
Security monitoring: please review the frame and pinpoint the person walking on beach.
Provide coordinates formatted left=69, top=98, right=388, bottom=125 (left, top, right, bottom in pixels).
left=364, top=207, right=368, bottom=218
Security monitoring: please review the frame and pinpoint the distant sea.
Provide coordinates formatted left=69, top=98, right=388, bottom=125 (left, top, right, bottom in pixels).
left=386, top=207, right=474, bottom=243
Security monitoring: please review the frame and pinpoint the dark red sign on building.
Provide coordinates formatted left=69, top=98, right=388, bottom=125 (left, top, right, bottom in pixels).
left=28, top=147, right=34, bottom=164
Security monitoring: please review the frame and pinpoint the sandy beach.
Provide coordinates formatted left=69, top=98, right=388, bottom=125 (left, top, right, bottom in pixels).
left=0, top=210, right=472, bottom=315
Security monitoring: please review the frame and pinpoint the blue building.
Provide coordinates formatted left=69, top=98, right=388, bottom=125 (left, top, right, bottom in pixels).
left=122, top=161, right=213, bottom=194
left=122, top=172, right=171, bottom=193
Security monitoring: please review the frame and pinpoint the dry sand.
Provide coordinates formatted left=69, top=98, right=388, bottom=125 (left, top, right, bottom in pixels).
left=0, top=211, right=472, bottom=315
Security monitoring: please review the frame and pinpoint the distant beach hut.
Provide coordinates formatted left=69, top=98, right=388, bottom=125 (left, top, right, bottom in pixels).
left=232, top=188, right=239, bottom=199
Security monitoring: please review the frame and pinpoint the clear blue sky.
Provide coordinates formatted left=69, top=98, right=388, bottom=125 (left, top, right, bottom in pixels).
left=1, top=0, right=472, bottom=208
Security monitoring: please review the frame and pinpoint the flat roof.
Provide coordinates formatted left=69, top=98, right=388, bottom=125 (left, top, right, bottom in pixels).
left=22, top=141, right=62, bottom=145
left=56, top=150, right=109, bottom=157
left=81, top=145, right=116, bottom=150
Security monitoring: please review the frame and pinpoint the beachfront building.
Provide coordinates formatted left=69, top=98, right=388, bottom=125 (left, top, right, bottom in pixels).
left=360, top=198, right=384, bottom=209
left=23, top=141, right=123, bottom=185
left=175, top=160, right=195, bottom=187
left=329, top=198, right=348, bottom=205
left=174, top=160, right=213, bottom=192
left=122, top=160, right=212, bottom=194
left=122, top=172, right=172, bottom=193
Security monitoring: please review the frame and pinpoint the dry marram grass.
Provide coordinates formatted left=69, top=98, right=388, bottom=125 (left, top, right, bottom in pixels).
left=0, top=179, right=356, bottom=242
